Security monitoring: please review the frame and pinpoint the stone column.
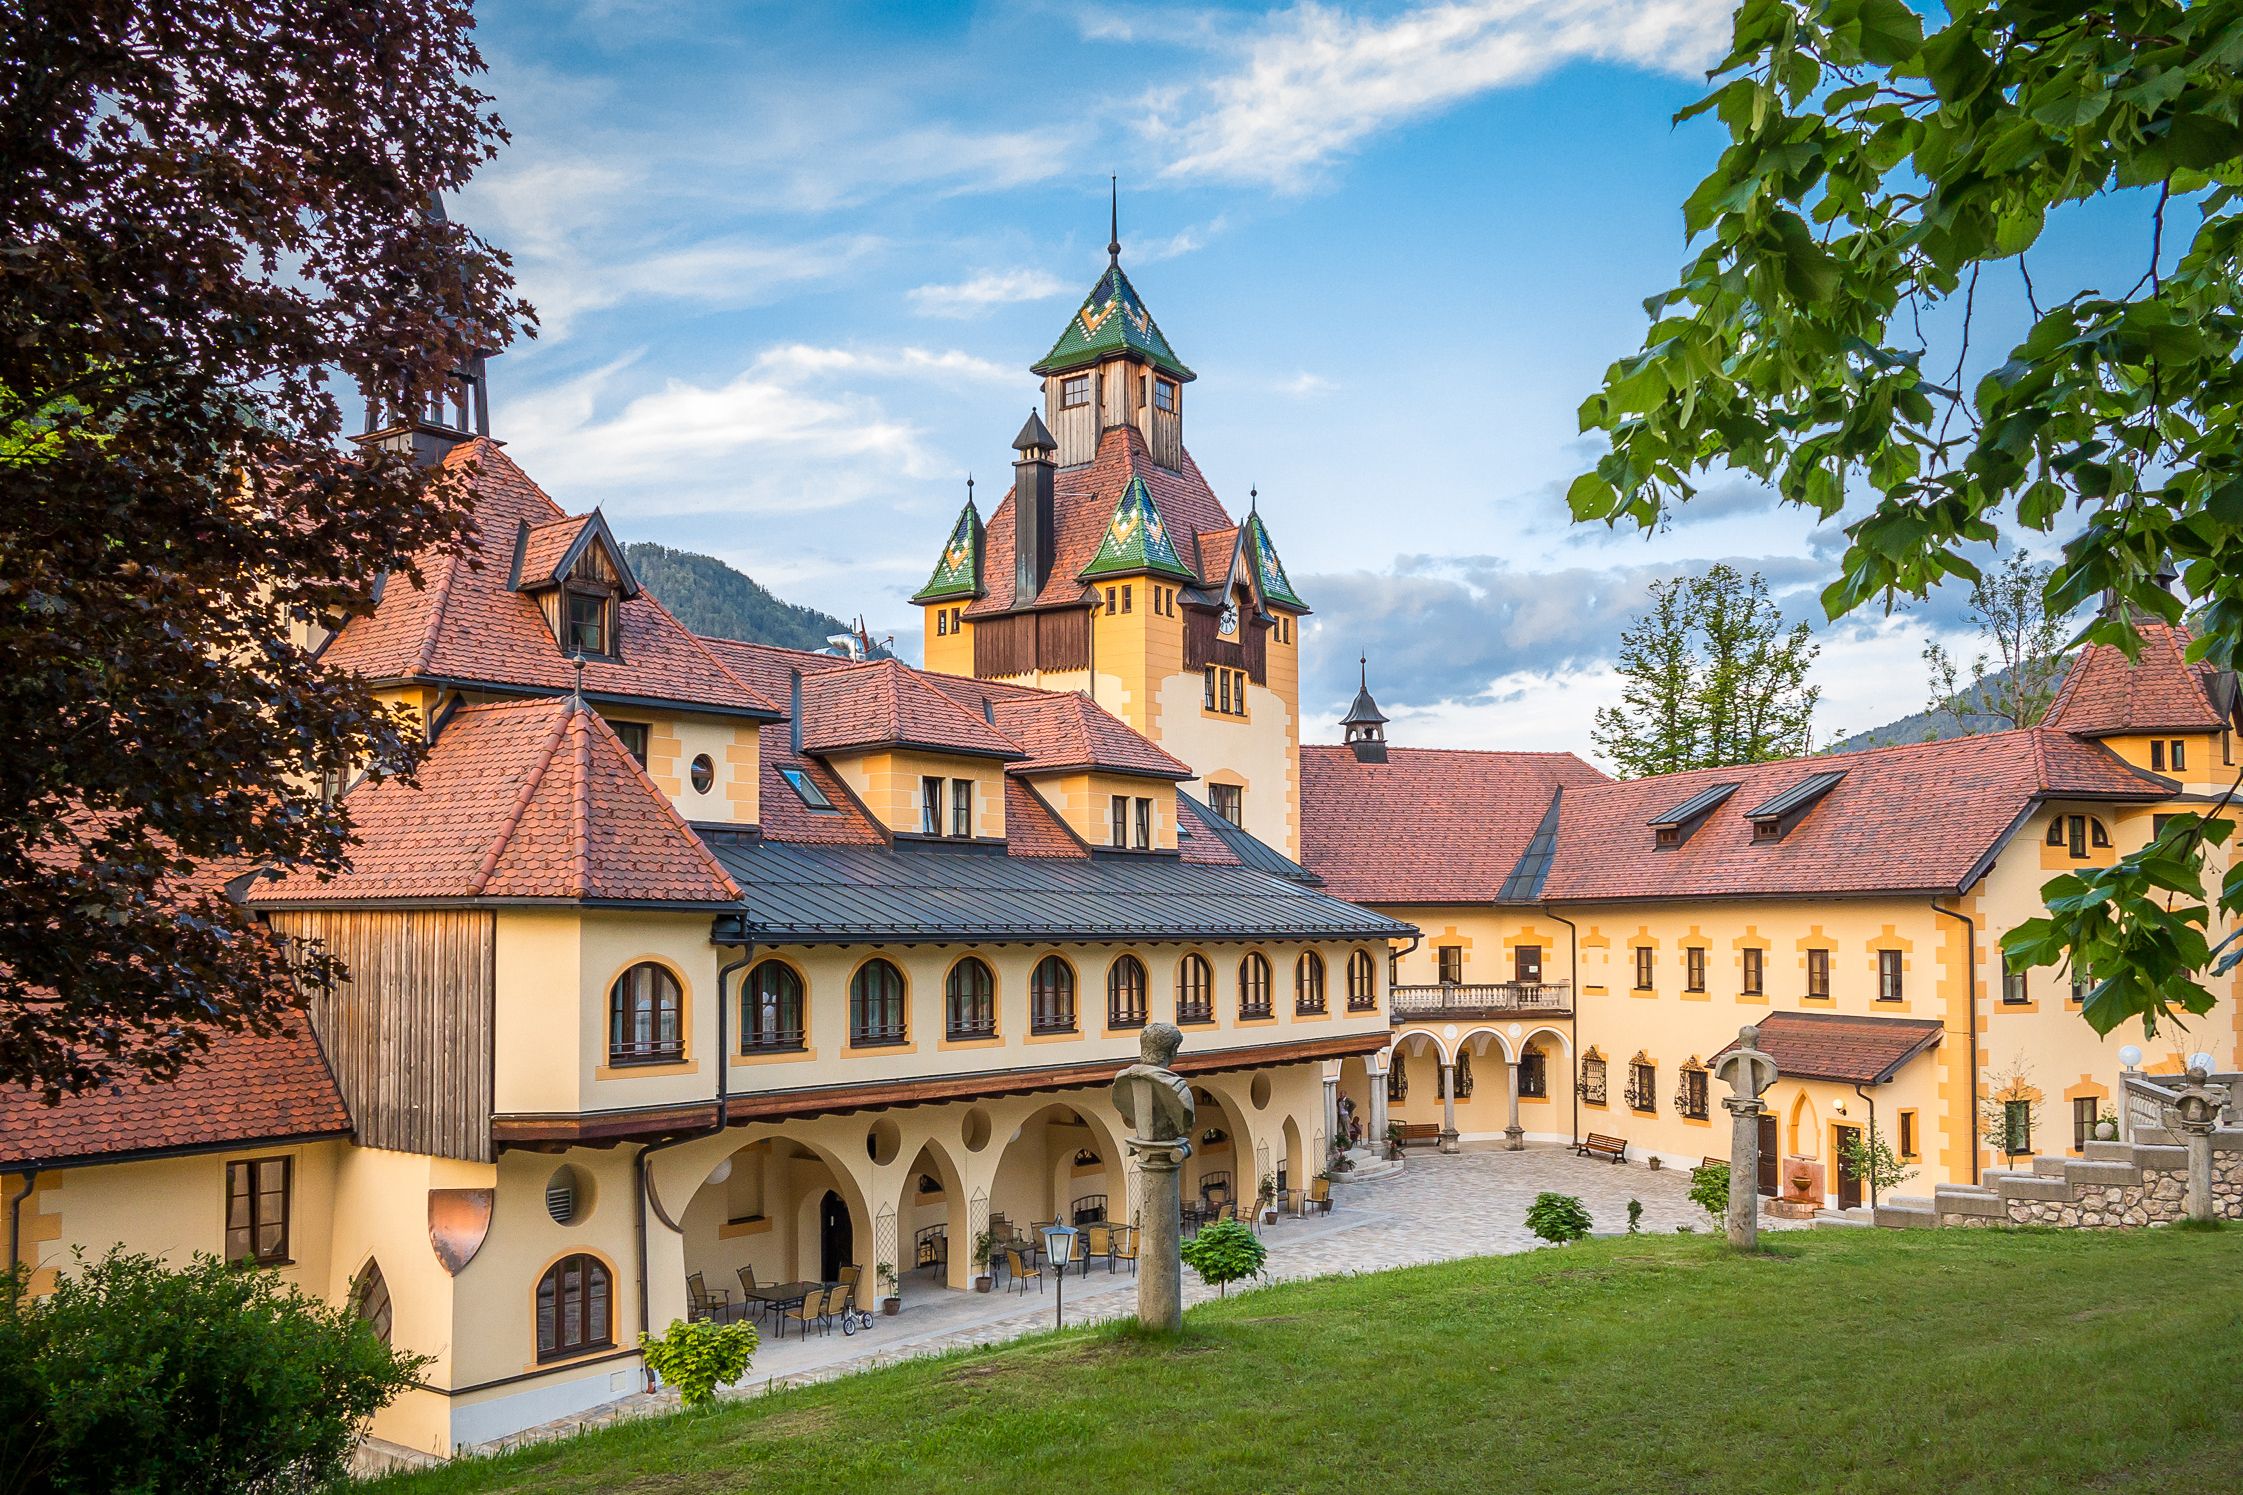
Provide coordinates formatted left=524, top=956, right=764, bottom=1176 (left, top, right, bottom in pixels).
left=1722, top=1095, right=1764, bottom=1249
left=2171, top=1069, right=2228, bottom=1224
left=1504, top=1060, right=1525, bottom=1151
left=1322, top=1074, right=1340, bottom=1158
left=1368, top=1054, right=1391, bottom=1156
left=1439, top=1063, right=1460, bottom=1153
left=1133, top=1146, right=1185, bottom=1331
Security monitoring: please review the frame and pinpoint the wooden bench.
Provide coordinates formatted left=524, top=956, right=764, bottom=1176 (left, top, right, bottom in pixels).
left=1577, top=1133, right=1628, bottom=1164
left=1700, top=1156, right=1724, bottom=1172
left=1396, top=1121, right=1442, bottom=1149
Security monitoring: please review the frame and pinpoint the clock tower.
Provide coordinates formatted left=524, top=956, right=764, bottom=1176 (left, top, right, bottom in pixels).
left=910, top=197, right=1308, bottom=857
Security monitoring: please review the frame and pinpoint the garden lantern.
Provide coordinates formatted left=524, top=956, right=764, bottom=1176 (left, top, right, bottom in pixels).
left=1041, top=1222, right=1078, bottom=1330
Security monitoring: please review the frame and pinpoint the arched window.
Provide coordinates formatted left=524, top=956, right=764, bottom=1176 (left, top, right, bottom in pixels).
left=1175, top=954, right=1214, bottom=1024
left=1294, top=952, right=1327, bottom=1014
left=1518, top=1044, right=1548, bottom=1099
left=741, top=961, right=803, bottom=1052
left=1453, top=1049, right=1475, bottom=1100
left=608, top=962, right=683, bottom=1066
left=1031, top=956, right=1076, bottom=1034
left=350, top=1260, right=392, bottom=1345
left=1237, top=952, right=1272, bottom=1018
left=945, top=957, right=996, bottom=1040
left=1107, top=955, right=1149, bottom=1029
left=1388, top=1051, right=1408, bottom=1103
left=536, top=1253, right=612, bottom=1362
left=851, top=959, right=907, bottom=1047
left=1346, top=949, right=1377, bottom=1011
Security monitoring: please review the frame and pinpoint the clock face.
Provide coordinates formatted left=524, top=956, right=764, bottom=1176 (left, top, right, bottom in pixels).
left=1218, top=602, right=1239, bottom=637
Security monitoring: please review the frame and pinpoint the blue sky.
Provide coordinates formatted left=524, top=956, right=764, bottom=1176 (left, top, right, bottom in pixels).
left=456, top=0, right=2103, bottom=759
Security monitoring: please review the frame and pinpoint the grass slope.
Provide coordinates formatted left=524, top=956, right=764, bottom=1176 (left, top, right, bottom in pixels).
left=371, top=1229, right=2242, bottom=1495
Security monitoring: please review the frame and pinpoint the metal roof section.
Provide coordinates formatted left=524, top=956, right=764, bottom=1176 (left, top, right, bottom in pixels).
left=1496, top=789, right=1566, bottom=903
left=703, top=836, right=1403, bottom=944
left=1745, top=768, right=1848, bottom=822
left=1648, top=781, right=1743, bottom=828
left=1177, top=790, right=1321, bottom=884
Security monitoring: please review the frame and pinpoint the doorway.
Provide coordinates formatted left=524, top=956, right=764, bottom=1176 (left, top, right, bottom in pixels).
left=1756, top=1113, right=1779, bottom=1197
left=1832, top=1124, right=1863, bottom=1210
left=818, top=1189, right=852, bottom=1282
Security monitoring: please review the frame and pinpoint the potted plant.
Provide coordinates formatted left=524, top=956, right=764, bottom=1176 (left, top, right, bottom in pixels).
left=1255, top=1172, right=1278, bottom=1225
left=970, top=1232, right=996, bottom=1293
left=876, top=1261, right=900, bottom=1315
left=1385, top=1120, right=1404, bottom=1161
left=2096, top=1108, right=2119, bottom=1141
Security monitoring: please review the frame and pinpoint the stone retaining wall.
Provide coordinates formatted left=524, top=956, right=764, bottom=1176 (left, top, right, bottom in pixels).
left=1878, top=1132, right=2243, bottom=1231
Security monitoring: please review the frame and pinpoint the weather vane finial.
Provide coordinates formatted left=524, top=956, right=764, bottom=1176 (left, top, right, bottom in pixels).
left=570, top=651, right=586, bottom=706
left=1108, top=175, right=1120, bottom=266
left=1359, top=652, right=1368, bottom=689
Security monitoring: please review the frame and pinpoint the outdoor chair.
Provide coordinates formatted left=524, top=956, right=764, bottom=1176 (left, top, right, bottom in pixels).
left=685, top=1271, right=734, bottom=1324
left=1085, top=1222, right=1113, bottom=1271
left=735, top=1265, right=771, bottom=1324
left=1006, top=1247, right=1042, bottom=1294
left=1306, top=1177, right=1334, bottom=1216
left=1112, top=1224, right=1138, bottom=1276
left=782, top=1286, right=831, bottom=1339
left=1216, top=1202, right=1236, bottom=1226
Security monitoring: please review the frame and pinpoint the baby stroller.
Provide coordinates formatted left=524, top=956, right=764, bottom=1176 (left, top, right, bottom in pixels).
left=832, top=1275, right=875, bottom=1335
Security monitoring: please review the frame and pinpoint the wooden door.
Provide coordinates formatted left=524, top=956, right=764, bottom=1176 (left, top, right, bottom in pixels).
left=1833, top=1125, right=1863, bottom=1210
left=1756, top=1114, right=1779, bottom=1197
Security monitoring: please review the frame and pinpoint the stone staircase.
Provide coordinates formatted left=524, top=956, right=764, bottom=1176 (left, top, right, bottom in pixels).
left=1868, top=1136, right=2229, bottom=1230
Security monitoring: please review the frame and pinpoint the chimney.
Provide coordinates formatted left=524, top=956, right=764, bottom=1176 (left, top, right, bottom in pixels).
left=1012, top=410, right=1058, bottom=604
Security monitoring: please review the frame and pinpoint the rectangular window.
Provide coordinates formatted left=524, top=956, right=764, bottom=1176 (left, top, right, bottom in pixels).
left=1898, top=1110, right=1918, bottom=1160
left=935, top=610, right=949, bottom=636
left=1633, top=946, right=1653, bottom=991
left=2071, top=969, right=2091, bottom=1004
left=610, top=720, right=650, bottom=768
left=1203, top=666, right=1216, bottom=710
left=1105, top=586, right=1117, bottom=612
left=778, top=765, right=835, bottom=811
left=225, top=1157, right=292, bottom=1266
left=2068, top=815, right=2087, bottom=858
left=1627, top=1061, right=1656, bottom=1114
left=1514, top=945, right=1542, bottom=985
left=1581, top=1054, right=1608, bottom=1107
left=2171, top=739, right=2187, bottom=771
left=1219, top=668, right=1234, bottom=714
left=1806, top=948, right=1831, bottom=999
left=565, top=590, right=611, bottom=657
left=1121, top=585, right=1132, bottom=614
left=1110, top=795, right=1128, bottom=848
left=2073, top=1096, right=2099, bottom=1152
left=2002, top=969, right=2028, bottom=1005
left=1152, top=378, right=1176, bottom=412
left=1684, top=947, right=1706, bottom=993
left=1742, top=947, right=1764, bottom=996
left=1062, top=375, right=1090, bottom=408
left=1437, top=946, right=1464, bottom=985
left=921, top=776, right=943, bottom=835
left=1134, top=796, right=1152, bottom=850
left=951, top=778, right=972, bottom=839
left=2002, top=1098, right=2033, bottom=1156
left=1877, top=949, right=1904, bottom=1002
left=1209, top=783, right=1242, bottom=825
left=1679, top=1067, right=1709, bottom=1120
left=2151, top=739, right=2167, bottom=771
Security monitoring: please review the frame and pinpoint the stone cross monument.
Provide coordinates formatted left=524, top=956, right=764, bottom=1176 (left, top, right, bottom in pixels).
left=1712, top=1024, right=1778, bottom=1249
left=1112, top=1022, right=1196, bottom=1332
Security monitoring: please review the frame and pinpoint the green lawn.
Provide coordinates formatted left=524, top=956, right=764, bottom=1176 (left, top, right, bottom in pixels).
left=370, top=1228, right=2243, bottom=1494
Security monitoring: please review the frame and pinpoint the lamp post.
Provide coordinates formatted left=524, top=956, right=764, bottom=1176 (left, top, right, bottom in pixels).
left=1041, top=1222, right=1079, bottom=1330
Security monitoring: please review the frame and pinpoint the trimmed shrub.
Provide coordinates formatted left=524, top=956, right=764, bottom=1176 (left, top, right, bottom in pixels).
left=1525, top=1192, right=1593, bottom=1245
left=1689, top=1160, right=1731, bottom=1222
left=640, top=1317, right=758, bottom=1410
left=1178, top=1219, right=1267, bottom=1297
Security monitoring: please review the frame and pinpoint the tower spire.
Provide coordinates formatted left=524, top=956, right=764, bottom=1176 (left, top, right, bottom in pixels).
left=1108, top=175, right=1120, bottom=266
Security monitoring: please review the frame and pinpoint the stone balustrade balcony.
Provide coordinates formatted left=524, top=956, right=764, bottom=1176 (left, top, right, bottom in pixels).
left=1388, top=981, right=1572, bottom=1025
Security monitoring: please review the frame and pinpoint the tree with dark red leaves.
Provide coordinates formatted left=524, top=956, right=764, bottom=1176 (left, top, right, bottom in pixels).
left=0, top=1, right=532, bottom=1100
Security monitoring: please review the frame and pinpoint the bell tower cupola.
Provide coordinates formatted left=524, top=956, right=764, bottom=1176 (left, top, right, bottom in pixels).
left=1341, top=656, right=1390, bottom=763
left=1031, top=181, right=1193, bottom=469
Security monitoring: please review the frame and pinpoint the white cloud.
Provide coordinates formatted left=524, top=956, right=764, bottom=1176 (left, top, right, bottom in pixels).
left=1278, top=371, right=1336, bottom=396
left=752, top=344, right=1018, bottom=385
left=906, top=269, right=1070, bottom=317
left=1149, top=0, right=1732, bottom=188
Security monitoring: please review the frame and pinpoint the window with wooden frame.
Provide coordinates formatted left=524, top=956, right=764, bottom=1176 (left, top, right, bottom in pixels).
left=1207, top=783, right=1242, bottom=825
left=1294, top=952, right=1326, bottom=1014
left=1387, top=1051, right=1408, bottom=1103
left=1030, top=955, right=1076, bottom=1034
left=1898, top=1109, right=1919, bottom=1160
left=1633, top=945, right=1654, bottom=991
left=2152, top=738, right=2167, bottom=771
left=564, top=587, right=614, bottom=659
left=609, top=719, right=650, bottom=768
left=1238, top=952, right=1274, bottom=1019
left=944, top=957, right=996, bottom=1040
left=350, top=1261, right=393, bottom=1344
left=920, top=776, right=943, bottom=835
left=2001, top=1098, right=2033, bottom=1156
left=1110, top=794, right=1129, bottom=847
left=1742, top=947, right=1765, bottom=996
left=1061, top=374, right=1090, bottom=408
left=850, top=959, right=908, bottom=1047
left=1173, top=953, right=1213, bottom=1024
left=1108, top=955, right=1150, bottom=1028
left=608, top=962, right=683, bottom=1065
left=741, top=960, right=804, bottom=1051
left=2171, top=738, right=2188, bottom=771
left=2072, top=1095, right=2100, bottom=1152
left=1133, top=796, right=1152, bottom=850
left=1202, top=665, right=1248, bottom=717
left=950, top=778, right=972, bottom=838
left=1676, top=1062, right=1709, bottom=1121
left=1437, top=945, right=1464, bottom=985
left=225, top=1157, right=292, bottom=1266
left=1806, top=947, right=1831, bottom=999
left=1518, top=1045, right=1547, bottom=1098
left=1684, top=947, right=1707, bottom=993
left=536, top=1253, right=613, bottom=1362
left=2001, top=968, right=2028, bottom=1005
left=1580, top=1050, right=1608, bottom=1107
left=1346, top=948, right=1378, bottom=1010
left=935, top=609, right=950, bottom=636
left=1877, top=949, right=1904, bottom=1002
left=1514, top=944, right=1543, bottom=984
left=1152, top=377, right=1176, bottom=412
left=1625, top=1057, right=1656, bottom=1114
left=1452, top=1049, right=1475, bottom=1100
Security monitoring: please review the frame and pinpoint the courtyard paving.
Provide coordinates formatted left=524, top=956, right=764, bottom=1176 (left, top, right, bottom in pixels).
left=465, top=1143, right=1748, bottom=1458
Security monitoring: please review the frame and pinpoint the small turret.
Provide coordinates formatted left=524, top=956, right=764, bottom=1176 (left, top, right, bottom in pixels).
left=1011, top=411, right=1058, bottom=605
left=1341, top=655, right=1390, bottom=763
left=355, top=196, right=494, bottom=467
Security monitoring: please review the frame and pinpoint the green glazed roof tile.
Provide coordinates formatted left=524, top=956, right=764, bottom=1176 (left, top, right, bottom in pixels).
left=1031, top=264, right=1194, bottom=382
left=912, top=498, right=984, bottom=602
left=1078, top=475, right=1197, bottom=583
left=1244, top=511, right=1305, bottom=608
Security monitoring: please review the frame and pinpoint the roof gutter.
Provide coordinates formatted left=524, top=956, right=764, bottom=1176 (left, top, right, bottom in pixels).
left=1929, top=899, right=1982, bottom=1185
left=8, top=1168, right=37, bottom=1283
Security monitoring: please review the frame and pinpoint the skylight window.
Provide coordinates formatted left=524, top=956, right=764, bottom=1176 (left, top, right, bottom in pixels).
left=778, top=766, right=836, bottom=812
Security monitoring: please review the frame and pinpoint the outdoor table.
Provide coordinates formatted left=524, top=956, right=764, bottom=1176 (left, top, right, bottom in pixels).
left=743, top=1279, right=819, bottom=1323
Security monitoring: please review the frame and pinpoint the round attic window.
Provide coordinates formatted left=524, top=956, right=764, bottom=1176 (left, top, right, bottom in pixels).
left=690, top=754, right=715, bottom=794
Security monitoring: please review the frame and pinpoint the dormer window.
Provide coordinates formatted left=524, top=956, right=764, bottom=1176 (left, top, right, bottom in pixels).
left=1743, top=769, right=1846, bottom=844
left=566, top=588, right=613, bottom=657
left=778, top=766, right=836, bottom=812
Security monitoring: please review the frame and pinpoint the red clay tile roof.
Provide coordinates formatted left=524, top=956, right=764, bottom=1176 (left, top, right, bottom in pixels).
left=799, top=659, right=1026, bottom=760
left=1176, top=793, right=1247, bottom=867
left=1299, top=746, right=1609, bottom=903
left=966, top=427, right=1237, bottom=616
left=989, top=694, right=1195, bottom=780
left=1004, top=779, right=1090, bottom=859
left=515, top=514, right=592, bottom=587
left=2044, top=620, right=2231, bottom=737
left=690, top=637, right=889, bottom=846
left=1540, top=728, right=2171, bottom=903
left=321, top=441, right=778, bottom=718
left=0, top=1017, right=349, bottom=1168
left=249, top=698, right=741, bottom=905
left=1713, top=1011, right=1945, bottom=1085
